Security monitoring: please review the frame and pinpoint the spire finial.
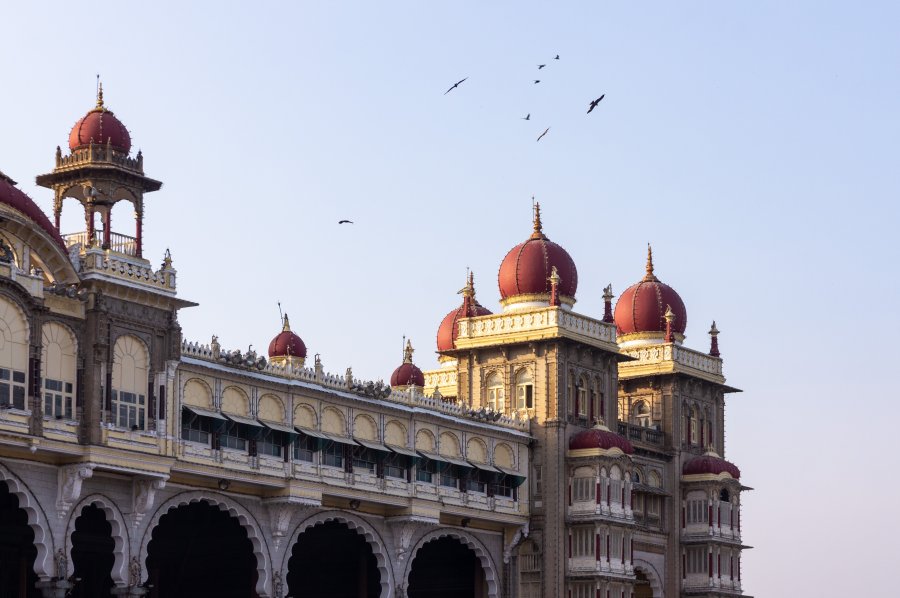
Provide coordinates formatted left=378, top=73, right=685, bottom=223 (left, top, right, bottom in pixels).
left=459, top=269, right=475, bottom=298
left=531, top=199, right=545, bottom=238
left=96, top=78, right=105, bottom=110
left=602, top=283, right=614, bottom=323
left=403, top=339, right=414, bottom=364
left=664, top=304, right=675, bottom=342
left=548, top=266, right=561, bottom=306
left=709, top=320, right=720, bottom=357
left=282, top=313, right=292, bottom=332
left=643, top=243, right=659, bottom=281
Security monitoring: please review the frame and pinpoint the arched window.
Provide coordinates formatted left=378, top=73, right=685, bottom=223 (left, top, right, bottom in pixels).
left=485, top=372, right=504, bottom=412
left=577, top=375, right=588, bottom=417
left=41, top=323, right=77, bottom=420
left=0, top=297, right=29, bottom=410
left=633, top=400, right=651, bottom=428
left=720, top=488, right=730, bottom=502
left=515, top=369, right=533, bottom=410
left=111, top=335, right=149, bottom=430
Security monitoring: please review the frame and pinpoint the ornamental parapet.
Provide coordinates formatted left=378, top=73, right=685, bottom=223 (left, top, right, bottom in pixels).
left=180, top=338, right=529, bottom=431
left=618, top=343, right=727, bottom=385
left=455, top=307, right=618, bottom=352
left=54, top=144, right=144, bottom=174
left=72, top=246, right=176, bottom=294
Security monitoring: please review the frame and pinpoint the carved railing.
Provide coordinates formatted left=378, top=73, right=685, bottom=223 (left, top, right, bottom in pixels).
left=456, top=307, right=617, bottom=346
left=55, top=145, right=144, bottom=173
left=75, top=247, right=176, bottom=293
left=616, top=422, right=665, bottom=446
left=64, top=230, right=137, bottom=256
left=180, top=339, right=529, bottom=431
left=621, top=344, right=723, bottom=378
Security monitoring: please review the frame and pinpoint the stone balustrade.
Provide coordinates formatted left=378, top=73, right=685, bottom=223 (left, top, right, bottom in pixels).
left=456, top=307, right=617, bottom=349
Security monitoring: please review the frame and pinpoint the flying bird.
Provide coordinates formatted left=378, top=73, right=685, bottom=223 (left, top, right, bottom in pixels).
left=587, top=94, right=605, bottom=114
left=522, top=113, right=531, bottom=120
left=533, top=80, right=541, bottom=84
left=536, top=127, right=550, bottom=142
left=537, top=64, right=546, bottom=69
left=338, top=220, right=353, bottom=224
left=444, top=77, right=468, bottom=95
left=553, top=54, right=560, bottom=60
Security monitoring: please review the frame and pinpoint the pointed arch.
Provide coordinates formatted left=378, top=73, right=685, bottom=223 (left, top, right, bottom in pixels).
left=403, top=528, right=499, bottom=598
left=64, top=494, right=130, bottom=584
left=281, top=510, right=394, bottom=598
left=0, top=462, right=55, bottom=579
left=139, top=491, right=271, bottom=597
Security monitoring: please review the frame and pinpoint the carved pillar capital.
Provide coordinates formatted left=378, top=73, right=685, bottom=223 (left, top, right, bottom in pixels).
left=132, top=477, right=167, bottom=527
left=56, top=464, right=95, bottom=519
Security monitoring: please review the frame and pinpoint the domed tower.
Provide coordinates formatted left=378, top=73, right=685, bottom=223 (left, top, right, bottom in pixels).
left=36, top=84, right=162, bottom=258
left=390, top=340, right=425, bottom=391
left=614, top=245, right=687, bottom=348
left=497, top=203, right=578, bottom=311
left=436, top=271, right=492, bottom=360
left=268, top=314, right=307, bottom=367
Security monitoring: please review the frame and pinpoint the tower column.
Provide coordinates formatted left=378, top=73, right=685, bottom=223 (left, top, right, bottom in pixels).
left=86, top=205, right=95, bottom=246
left=102, top=207, right=111, bottom=249
left=135, top=200, right=143, bottom=258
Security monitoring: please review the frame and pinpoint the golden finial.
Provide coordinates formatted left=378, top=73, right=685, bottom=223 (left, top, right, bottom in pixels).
left=282, top=313, right=292, bottom=332
left=403, top=339, right=414, bottom=364
left=459, top=270, right=475, bottom=297
left=96, top=80, right=105, bottom=110
left=709, top=321, right=719, bottom=337
left=548, top=265, right=560, bottom=285
left=664, top=305, right=675, bottom=324
left=643, top=243, right=659, bottom=282
left=531, top=200, right=544, bottom=238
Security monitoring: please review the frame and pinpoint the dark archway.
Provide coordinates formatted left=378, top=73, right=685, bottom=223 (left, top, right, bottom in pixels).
left=286, top=520, right=380, bottom=598
left=70, top=504, right=114, bottom=598
left=146, top=501, right=258, bottom=598
left=408, top=537, right=486, bottom=598
left=635, top=570, right=654, bottom=598
left=0, top=480, right=39, bottom=598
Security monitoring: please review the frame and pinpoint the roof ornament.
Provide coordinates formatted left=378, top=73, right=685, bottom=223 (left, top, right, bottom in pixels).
left=548, top=266, right=561, bottom=306
left=282, top=313, right=292, bottom=333
left=531, top=199, right=546, bottom=239
left=708, top=320, right=721, bottom=357
left=643, top=243, right=659, bottom=282
left=96, top=77, right=105, bottom=110
left=403, top=339, right=414, bottom=364
left=664, top=304, right=675, bottom=343
left=602, top=283, right=614, bottom=323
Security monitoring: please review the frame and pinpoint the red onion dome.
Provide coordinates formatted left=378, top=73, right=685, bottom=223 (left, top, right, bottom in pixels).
left=390, top=340, right=426, bottom=388
left=498, top=204, right=577, bottom=307
left=614, top=245, right=687, bottom=338
left=268, top=314, right=307, bottom=362
left=0, top=171, right=67, bottom=254
left=683, top=450, right=740, bottom=479
left=68, top=85, right=132, bottom=153
left=437, top=272, right=493, bottom=352
left=569, top=422, right=634, bottom=454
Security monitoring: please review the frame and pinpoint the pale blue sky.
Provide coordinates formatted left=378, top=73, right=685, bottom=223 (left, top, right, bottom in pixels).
left=2, top=2, right=898, bottom=595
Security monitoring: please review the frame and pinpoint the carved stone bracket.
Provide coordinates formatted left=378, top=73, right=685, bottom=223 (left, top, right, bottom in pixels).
left=263, top=497, right=321, bottom=551
left=503, top=522, right=529, bottom=563
left=387, top=516, right=438, bottom=563
left=132, top=477, right=168, bottom=527
left=56, top=464, right=95, bottom=519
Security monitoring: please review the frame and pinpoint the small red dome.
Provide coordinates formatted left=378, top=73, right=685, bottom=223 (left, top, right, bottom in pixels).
left=683, top=452, right=740, bottom=479
left=391, top=363, right=425, bottom=387
left=0, top=171, right=67, bottom=254
left=614, top=247, right=686, bottom=336
left=437, top=273, right=493, bottom=352
left=569, top=424, right=634, bottom=454
left=267, top=315, right=307, bottom=359
left=68, top=89, right=131, bottom=153
left=498, top=205, right=577, bottom=302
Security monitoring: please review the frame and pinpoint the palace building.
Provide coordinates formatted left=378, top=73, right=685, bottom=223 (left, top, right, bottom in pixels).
left=0, top=89, right=749, bottom=598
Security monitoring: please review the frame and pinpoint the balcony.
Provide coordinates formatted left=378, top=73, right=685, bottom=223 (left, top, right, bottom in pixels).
left=63, top=229, right=137, bottom=257
left=617, top=422, right=665, bottom=446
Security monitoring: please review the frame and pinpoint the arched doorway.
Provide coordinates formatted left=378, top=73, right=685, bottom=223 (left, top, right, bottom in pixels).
left=0, top=480, right=39, bottom=598
left=286, top=520, right=380, bottom=598
left=70, top=504, right=114, bottom=598
left=407, top=537, right=486, bottom=598
left=146, top=501, right=258, bottom=598
left=634, top=569, right=654, bottom=598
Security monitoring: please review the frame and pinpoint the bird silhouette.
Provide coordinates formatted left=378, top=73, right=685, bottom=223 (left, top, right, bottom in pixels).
left=537, top=64, right=546, bottom=69
left=536, top=127, right=550, bottom=142
left=444, top=77, right=468, bottom=95
left=338, top=220, right=353, bottom=224
left=554, top=54, right=560, bottom=60
left=533, top=80, right=541, bottom=84
left=587, top=94, right=605, bottom=114
left=522, top=113, right=531, bottom=120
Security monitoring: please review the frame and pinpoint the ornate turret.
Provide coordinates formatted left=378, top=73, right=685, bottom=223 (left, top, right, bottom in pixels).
left=437, top=271, right=493, bottom=354
left=390, top=339, right=425, bottom=390
left=268, top=314, right=307, bottom=367
left=709, top=321, right=721, bottom=357
left=36, top=83, right=162, bottom=259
